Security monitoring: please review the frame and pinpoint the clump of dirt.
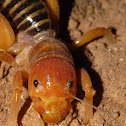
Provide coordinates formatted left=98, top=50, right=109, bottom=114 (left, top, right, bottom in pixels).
left=0, top=0, right=126, bottom=126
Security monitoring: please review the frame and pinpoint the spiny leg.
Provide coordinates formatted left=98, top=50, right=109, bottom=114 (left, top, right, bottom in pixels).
left=73, top=27, right=116, bottom=48
left=45, top=0, right=60, bottom=33
left=8, top=31, right=34, bottom=55
left=8, top=71, right=23, bottom=126
left=0, top=51, right=14, bottom=64
left=77, top=68, right=93, bottom=124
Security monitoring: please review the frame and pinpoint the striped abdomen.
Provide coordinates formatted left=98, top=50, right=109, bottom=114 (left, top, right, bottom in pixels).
left=0, top=0, right=51, bottom=36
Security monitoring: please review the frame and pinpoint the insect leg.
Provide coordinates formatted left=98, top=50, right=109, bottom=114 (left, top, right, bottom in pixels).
left=0, top=51, right=14, bottom=64
left=8, top=71, right=23, bottom=126
left=77, top=68, right=93, bottom=124
left=45, top=0, right=60, bottom=33
left=72, top=27, right=116, bottom=48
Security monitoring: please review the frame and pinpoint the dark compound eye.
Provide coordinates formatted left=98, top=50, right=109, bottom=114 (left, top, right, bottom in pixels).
left=67, top=81, right=73, bottom=88
left=33, top=79, right=39, bottom=87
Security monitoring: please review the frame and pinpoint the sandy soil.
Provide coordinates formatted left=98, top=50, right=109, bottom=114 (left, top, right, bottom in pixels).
left=0, top=0, right=126, bottom=126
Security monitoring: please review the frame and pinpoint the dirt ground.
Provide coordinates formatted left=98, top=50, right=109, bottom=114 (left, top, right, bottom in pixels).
left=0, top=0, right=126, bottom=126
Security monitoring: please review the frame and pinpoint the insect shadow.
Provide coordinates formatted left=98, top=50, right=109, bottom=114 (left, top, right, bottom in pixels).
left=72, top=47, right=103, bottom=109
left=59, top=0, right=103, bottom=109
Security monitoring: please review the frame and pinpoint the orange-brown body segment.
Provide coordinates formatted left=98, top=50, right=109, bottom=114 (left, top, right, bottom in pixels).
left=0, top=13, right=15, bottom=50
left=28, top=57, right=77, bottom=124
